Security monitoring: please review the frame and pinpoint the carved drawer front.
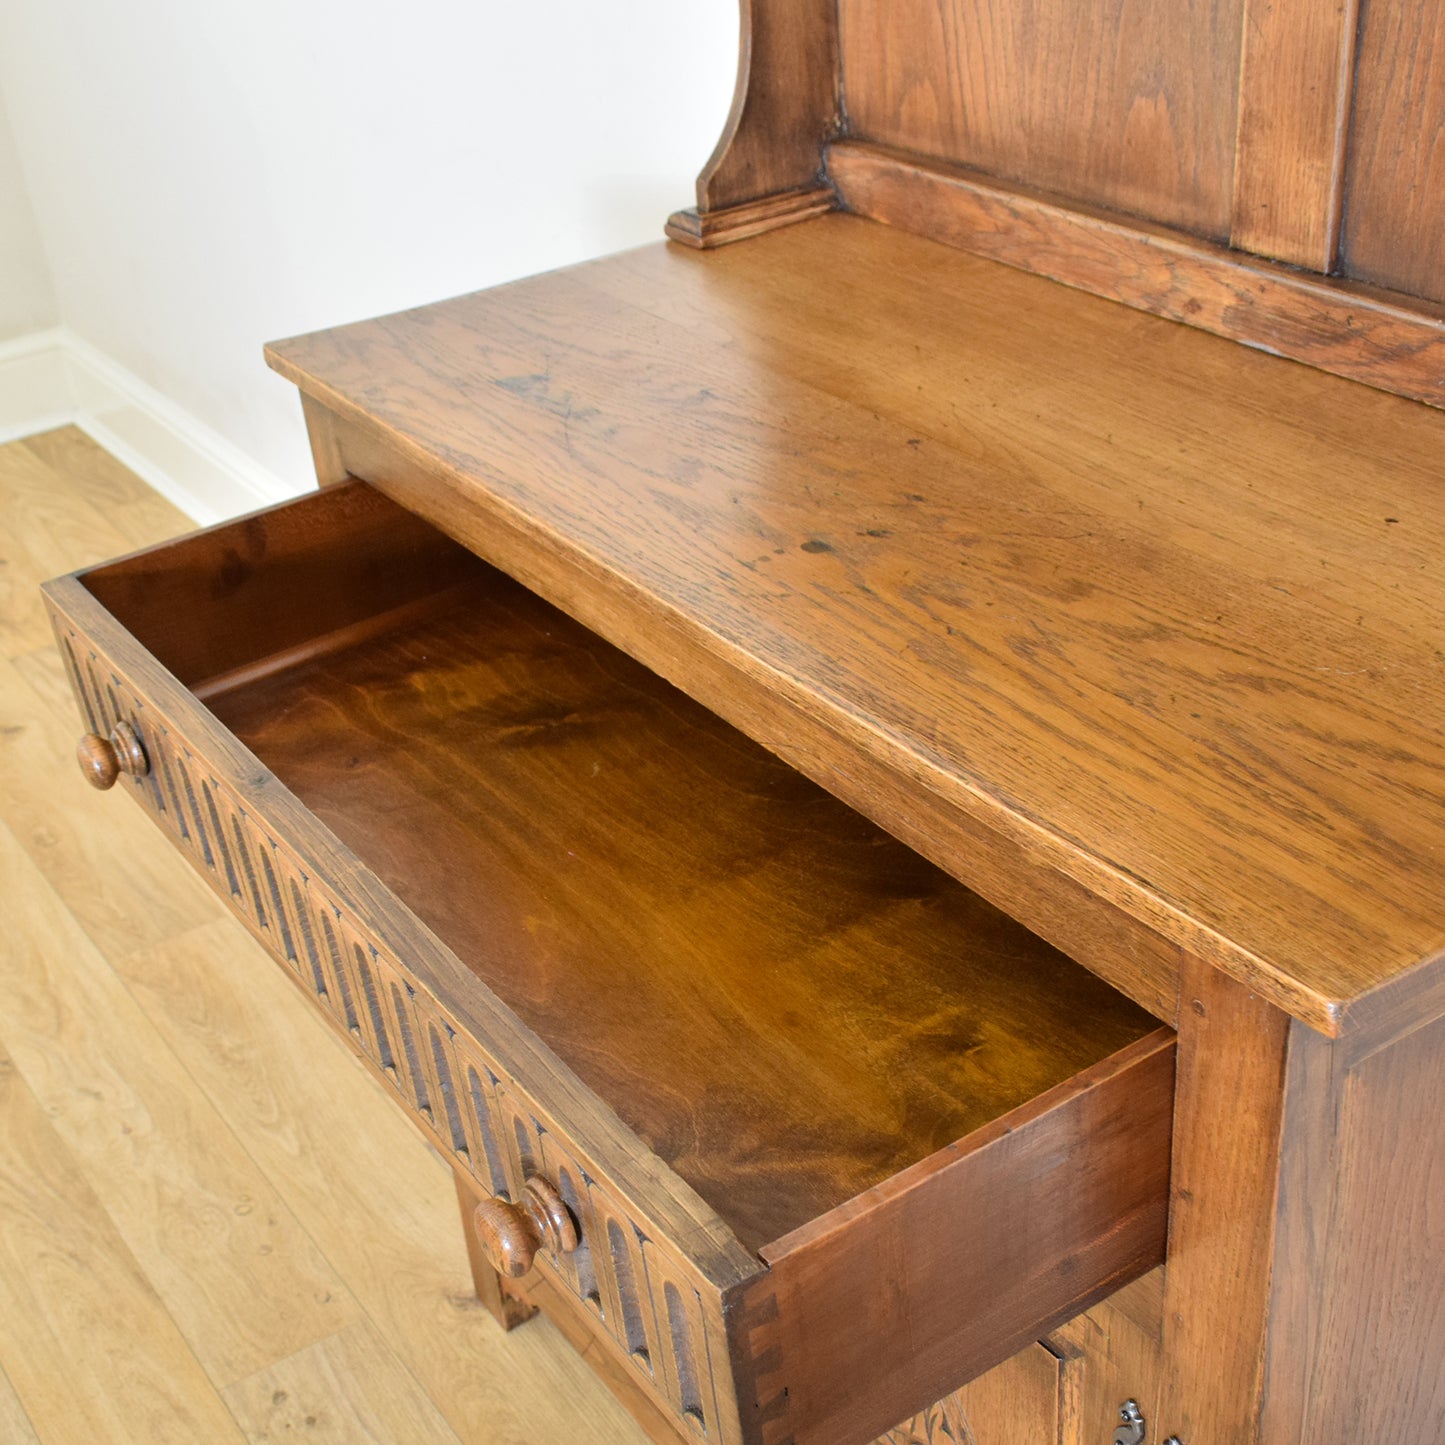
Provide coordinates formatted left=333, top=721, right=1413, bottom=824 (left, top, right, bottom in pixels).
left=44, top=483, right=1176, bottom=1445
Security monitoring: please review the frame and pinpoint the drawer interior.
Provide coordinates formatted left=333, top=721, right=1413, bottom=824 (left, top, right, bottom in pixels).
left=81, top=483, right=1162, bottom=1256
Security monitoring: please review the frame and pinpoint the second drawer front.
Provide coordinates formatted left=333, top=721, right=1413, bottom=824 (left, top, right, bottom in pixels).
left=50, top=612, right=749, bottom=1445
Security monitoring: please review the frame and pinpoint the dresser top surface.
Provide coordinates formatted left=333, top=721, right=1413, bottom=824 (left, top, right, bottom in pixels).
left=267, top=213, right=1445, bottom=1034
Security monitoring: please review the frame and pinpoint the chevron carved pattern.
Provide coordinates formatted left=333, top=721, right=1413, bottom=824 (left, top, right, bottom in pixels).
left=878, top=1392, right=979, bottom=1445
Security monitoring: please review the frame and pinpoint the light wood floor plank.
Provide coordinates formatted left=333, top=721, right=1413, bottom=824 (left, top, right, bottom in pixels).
left=0, top=1036, right=249, bottom=1445
left=0, top=652, right=222, bottom=960
left=224, top=1319, right=466, bottom=1445
left=0, top=437, right=136, bottom=657
left=10, top=640, right=82, bottom=719
left=0, top=435, right=219, bottom=958
left=20, top=427, right=192, bottom=551
left=0, top=1362, right=41, bottom=1445
left=121, top=917, right=646, bottom=1443
left=0, top=816, right=358, bottom=1386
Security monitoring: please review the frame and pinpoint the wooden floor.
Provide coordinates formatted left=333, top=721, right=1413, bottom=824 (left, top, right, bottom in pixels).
left=0, top=427, right=647, bottom=1444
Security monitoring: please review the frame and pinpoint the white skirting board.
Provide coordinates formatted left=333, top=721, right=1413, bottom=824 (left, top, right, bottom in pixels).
left=0, top=329, right=72, bottom=444
left=0, top=329, right=298, bottom=525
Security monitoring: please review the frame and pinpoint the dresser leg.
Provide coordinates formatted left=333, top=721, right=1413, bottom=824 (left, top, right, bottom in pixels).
left=300, top=393, right=349, bottom=487
left=454, top=1170, right=538, bottom=1331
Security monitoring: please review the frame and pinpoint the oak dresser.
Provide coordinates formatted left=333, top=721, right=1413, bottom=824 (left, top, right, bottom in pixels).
left=43, top=2, right=1445, bottom=1441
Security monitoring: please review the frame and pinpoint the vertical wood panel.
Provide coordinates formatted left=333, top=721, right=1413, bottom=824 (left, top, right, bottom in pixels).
left=300, top=393, right=347, bottom=488
left=1343, top=0, right=1445, bottom=302
left=1256, top=1021, right=1339, bottom=1445
left=1262, top=1015, right=1445, bottom=1441
left=1159, top=956, right=1290, bottom=1442
left=837, top=0, right=1245, bottom=237
left=1052, top=1272, right=1165, bottom=1445
left=1231, top=0, right=1360, bottom=269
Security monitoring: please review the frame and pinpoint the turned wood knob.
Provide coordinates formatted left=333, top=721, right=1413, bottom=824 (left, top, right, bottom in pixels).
left=471, top=1175, right=579, bottom=1278
left=77, top=722, right=149, bottom=790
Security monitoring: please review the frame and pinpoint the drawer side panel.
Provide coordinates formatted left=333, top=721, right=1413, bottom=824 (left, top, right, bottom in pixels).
left=733, top=1030, right=1176, bottom=1445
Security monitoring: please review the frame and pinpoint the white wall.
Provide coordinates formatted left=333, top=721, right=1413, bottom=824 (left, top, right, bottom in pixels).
left=0, top=94, right=55, bottom=340
left=0, top=1, right=737, bottom=491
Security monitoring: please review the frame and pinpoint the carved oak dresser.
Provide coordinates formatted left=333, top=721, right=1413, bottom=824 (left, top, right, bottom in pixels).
left=43, top=2, right=1445, bottom=1441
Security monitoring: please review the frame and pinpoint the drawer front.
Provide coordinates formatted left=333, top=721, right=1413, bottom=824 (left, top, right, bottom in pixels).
left=47, top=601, right=753, bottom=1445
left=459, top=1042, right=731, bottom=1439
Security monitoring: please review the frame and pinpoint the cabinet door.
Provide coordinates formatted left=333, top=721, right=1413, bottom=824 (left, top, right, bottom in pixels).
left=879, top=1343, right=1062, bottom=1444
left=1054, top=1271, right=1167, bottom=1445
left=878, top=1268, right=1170, bottom=1445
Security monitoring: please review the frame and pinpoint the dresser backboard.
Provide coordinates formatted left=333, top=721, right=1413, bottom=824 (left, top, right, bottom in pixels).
left=668, top=0, right=1445, bottom=408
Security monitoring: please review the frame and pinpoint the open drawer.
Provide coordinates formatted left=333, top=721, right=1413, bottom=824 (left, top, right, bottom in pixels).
left=43, top=482, right=1175, bottom=1445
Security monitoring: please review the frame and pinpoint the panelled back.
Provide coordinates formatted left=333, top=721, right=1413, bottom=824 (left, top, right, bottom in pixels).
left=765, top=0, right=1445, bottom=409
left=836, top=0, right=1245, bottom=237
left=1341, top=0, right=1445, bottom=304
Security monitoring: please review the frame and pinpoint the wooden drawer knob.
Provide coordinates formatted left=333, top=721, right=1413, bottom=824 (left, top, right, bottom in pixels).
left=77, top=722, right=150, bottom=790
left=471, top=1175, right=579, bottom=1278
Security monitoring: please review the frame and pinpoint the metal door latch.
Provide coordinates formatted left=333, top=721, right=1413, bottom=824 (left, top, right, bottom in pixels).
left=1114, top=1401, right=1147, bottom=1445
left=1114, top=1399, right=1183, bottom=1445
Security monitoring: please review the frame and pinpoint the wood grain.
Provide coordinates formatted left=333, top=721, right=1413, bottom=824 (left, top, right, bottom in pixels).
left=79, top=480, right=481, bottom=690
left=76, top=727, right=123, bottom=789
left=0, top=648, right=219, bottom=960
left=0, top=431, right=140, bottom=655
left=1052, top=1271, right=1165, bottom=1445
left=1332, top=947, right=1445, bottom=1073
left=268, top=216, right=1445, bottom=1039
left=11, top=638, right=77, bottom=718
left=51, top=473, right=1175, bottom=1440
left=222, top=1321, right=467, bottom=1445
left=333, top=417, right=1182, bottom=1030
left=1343, top=0, right=1445, bottom=303
left=830, top=141, right=1445, bottom=410
left=1231, top=0, right=1360, bottom=269
left=454, top=1171, right=539, bottom=1332
left=836, top=0, right=1244, bottom=238
left=43, top=564, right=764, bottom=1441
left=1254, top=1020, right=1340, bottom=1445
left=301, top=393, right=347, bottom=487
left=0, top=435, right=221, bottom=962
left=506, top=1269, right=695, bottom=1445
